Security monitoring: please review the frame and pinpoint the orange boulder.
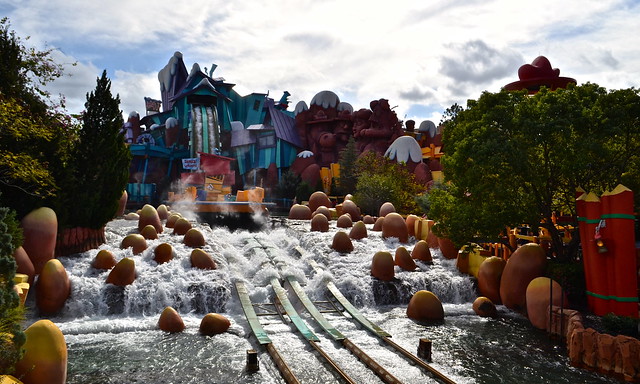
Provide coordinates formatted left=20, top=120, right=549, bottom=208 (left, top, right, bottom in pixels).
left=379, top=202, right=396, bottom=217
left=21, top=207, right=57, bottom=275
left=156, top=204, right=169, bottom=221
left=173, top=218, right=192, bottom=235
left=526, top=277, right=567, bottom=329
left=288, top=204, right=312, bottom=220
left=411, top=240, right=432, bottom=263
left=336, top=214, right=353, bottom=228
left=106, top=257, right=136, bottom=286
left=200, top=313, right=231, bottom=336
left=371, top=251, right=395, bottom=281
left=166, top=213, right=182, bottom=228
left=499, top=243, right=547, bottom=312
left=438, top=237, right=458, bottom=259
left=36, top=259, right=71, bottom=315
left=93, top=249, right=117, bottom=270
left=308, top=191, right=331, bottom=212
left=116, top=190, right=128, bottom=217
left=184, top=228, right=206, bottom=248
left=190, top=249, right=217, bottom=270
left=406, top=290, right=444, bottom=322
left=310, top=213, right=329, bottom=232
left=382, top=213, right=408, bottom=243
left=158, top=306, right=185, bottom=333
left=13, top=246, right=35, bottom=285
left=14, top=319, right=67, bottom=384
left=472, top=297, right=497, bottom=318
left=341, top=199, right=361, bottom=221
left=154, top=243, right=175, bottom=264
left=405, top=214, right=419, bottom=238
left=395, top=247, right=416, bottom=271
left=331, top=231, right=354, bottom=253
left=372, top=217, right=384, bottom=231
left=349, top=221, right=368, bottom=240
left=120, top=234, right=147, bottom=255
left=137, top=204, right=163, bottom=234
left=140, top=224, right=158, bottom=240
left=477, top=256, right=506, bottom=304
left=312, top=206, right=331, bottom=221
left=363, top=215, right=376, bottom=224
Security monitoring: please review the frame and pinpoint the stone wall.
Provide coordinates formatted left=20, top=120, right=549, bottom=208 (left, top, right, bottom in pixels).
left=547, top=306, right=640, bottom=382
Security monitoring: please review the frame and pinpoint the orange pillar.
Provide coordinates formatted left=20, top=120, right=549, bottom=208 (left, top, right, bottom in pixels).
left=601, top=185, right=638, bottom=317
left=577, top=192, right=610, bottom=315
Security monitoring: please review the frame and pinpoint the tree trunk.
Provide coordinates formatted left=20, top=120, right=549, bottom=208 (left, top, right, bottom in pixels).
left=55, top=227, right=106, bottom=257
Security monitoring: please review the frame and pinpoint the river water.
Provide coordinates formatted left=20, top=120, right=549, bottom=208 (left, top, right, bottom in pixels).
left=23, top=214, right=621, bottom=384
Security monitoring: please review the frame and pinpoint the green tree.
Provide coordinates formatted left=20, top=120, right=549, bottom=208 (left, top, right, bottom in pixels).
left=353, top=151, right=422, bottom=215
left=274, top=169, right=300, bottom=200
left=56, top=70, right=130, bottom=233
left=0, top=18, right=77, bottom=218
left=338, top=136, right=358, bottom=194
left=430, top=84, right=640, bottom=259
left=0, top=200, right=25, bottom=374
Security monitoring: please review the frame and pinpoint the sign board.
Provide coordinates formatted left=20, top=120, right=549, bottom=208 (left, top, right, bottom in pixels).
left=182, top=158, right=200, bottom=170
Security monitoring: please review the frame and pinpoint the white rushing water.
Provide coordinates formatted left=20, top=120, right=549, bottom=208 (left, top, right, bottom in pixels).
left=23, top=214, right=621, bottom=384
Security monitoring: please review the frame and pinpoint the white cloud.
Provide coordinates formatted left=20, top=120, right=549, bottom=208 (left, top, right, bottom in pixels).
left=3, top=0, right=639, bottom=124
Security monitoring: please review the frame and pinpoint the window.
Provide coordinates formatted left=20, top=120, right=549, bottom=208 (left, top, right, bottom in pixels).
left=258, top=133, right=276, bottom=148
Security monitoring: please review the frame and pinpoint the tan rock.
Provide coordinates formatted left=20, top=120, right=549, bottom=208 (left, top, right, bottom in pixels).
left=288, top=204, right=312, bottom=220
left=336, top=214, right=353, bottom=228
left=395, top=246, right=416, bottom=271
left=349, top=221, right=368, bottom=240
left=582, top=328, right=599, bottom=369
left=308, top=191, right=331, bottom=212
left=382, top=213, right=408, bottom=243
left=596, top=333, right=616, bottom=374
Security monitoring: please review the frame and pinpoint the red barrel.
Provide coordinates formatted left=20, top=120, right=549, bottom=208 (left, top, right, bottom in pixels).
left=600, top=185, right=638, bottom=317
left=577, top=192, right=610, bottom=315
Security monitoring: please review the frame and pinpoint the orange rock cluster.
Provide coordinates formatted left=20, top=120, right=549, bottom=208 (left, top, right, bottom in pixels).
left=547, top=306, right=640, bottom=382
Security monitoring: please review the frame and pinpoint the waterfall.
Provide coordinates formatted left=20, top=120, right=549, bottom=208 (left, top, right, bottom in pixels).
left=192, top=106, right=203, bottom=154
left=205, top=106, right=219, bottom=153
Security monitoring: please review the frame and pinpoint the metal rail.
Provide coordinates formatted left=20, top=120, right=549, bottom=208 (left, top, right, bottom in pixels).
left=235, top=281, right=300, bottom=384
left=307, top=258, right=457, bottom=384
left=270, top=277, right=357, bottom=384
left=286, top=276, right=403, bottom=384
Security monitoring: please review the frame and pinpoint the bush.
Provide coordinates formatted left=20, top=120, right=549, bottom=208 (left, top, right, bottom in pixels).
left=602, top=313, right=639, bottom=338
left=295, top=181, right=314, bottom=203
left=352, top=151, right=422, bottom=215
left=0, top=203, right=25, bottom=374
left=274, top=170, right=300, bottom=199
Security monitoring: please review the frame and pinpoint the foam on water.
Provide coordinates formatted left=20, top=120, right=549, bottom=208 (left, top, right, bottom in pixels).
left=33, top=216, right=620, bottom=384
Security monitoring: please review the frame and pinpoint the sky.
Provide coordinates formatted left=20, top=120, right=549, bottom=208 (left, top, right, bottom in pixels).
left=1, top=0, right=639, bottom=125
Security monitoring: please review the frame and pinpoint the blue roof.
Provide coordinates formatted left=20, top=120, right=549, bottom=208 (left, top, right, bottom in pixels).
left=266, top=99, right=302, bottom=147
left=230, top=128, right=255, bottom=147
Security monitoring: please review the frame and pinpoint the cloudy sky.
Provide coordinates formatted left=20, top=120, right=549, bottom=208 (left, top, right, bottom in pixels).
left=2, top=0, right=638, bottom=124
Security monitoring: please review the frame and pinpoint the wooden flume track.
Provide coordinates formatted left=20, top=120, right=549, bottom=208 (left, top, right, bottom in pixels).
left=236, top=237, right=457, bottom=384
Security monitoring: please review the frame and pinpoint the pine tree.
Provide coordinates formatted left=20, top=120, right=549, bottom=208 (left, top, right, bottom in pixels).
left=55, top=70, right=131, bottom=254
left=338, top=136, right=358, bottom=195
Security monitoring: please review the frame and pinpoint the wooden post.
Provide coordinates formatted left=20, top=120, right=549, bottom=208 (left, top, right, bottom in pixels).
left=246, top=349, right=259, bottom=372
left=417, top=338, right=432, bottom=362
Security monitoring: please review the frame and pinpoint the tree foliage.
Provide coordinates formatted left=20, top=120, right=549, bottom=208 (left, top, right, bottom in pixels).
left=55, top=71, right=130, bottom=229
left=0, top=18, right=77, bottom=218
left=353, top=151, right=422, bottom=215
left=430, top=84, right=640, bottom=259
left=0, top=201, right=25, bottom=374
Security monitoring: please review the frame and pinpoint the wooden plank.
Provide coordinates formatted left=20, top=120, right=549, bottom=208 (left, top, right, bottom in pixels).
left=308, top=259, right=391, bottom=338
left=235, top=281, right=272, bottom=345
left=286, top=276, right=345, bottom=341
left=270, top=278, right=319, bottom=342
